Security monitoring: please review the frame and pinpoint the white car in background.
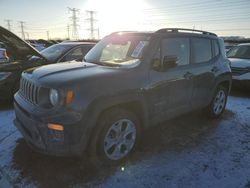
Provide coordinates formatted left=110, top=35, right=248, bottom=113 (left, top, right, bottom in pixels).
left=227, top=43, right=250, bottom=89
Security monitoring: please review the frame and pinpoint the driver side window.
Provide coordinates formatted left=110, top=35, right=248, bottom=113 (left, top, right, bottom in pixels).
left=161, top=38, right=190, bottom=66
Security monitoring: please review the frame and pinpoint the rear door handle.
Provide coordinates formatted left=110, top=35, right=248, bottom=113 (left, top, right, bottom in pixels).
left=184, top=72, right=193, bottom=79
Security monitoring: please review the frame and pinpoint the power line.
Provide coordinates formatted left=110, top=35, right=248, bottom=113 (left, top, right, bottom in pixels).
left=4, top=19, right=12, bottom=31
left=142, top=0, right=250, bottom=12
left=18, top=21, right=26, bottom=40
left=68, top=7, right=80, bottom=39
left=85, top=10, right=98, bottom=39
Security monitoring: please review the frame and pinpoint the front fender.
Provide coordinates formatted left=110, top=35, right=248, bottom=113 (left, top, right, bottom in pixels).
left=79, top=90, right=149, bottom=153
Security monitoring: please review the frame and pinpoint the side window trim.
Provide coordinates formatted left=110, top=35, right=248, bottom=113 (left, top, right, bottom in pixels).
left=212, top=39, right=220, bottom=58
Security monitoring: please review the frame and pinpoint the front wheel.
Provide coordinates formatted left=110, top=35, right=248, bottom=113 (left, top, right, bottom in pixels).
left=88, top=108, right=141, bottom=166
left=206, top=85, right=228, bottom=118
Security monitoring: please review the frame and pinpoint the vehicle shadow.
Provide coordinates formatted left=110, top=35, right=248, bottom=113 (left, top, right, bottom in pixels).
left=11, top=110, right=234, bottom=187
left=230, top=88, right=250, bottom=98
left=0, top=100, right=13, bottom=111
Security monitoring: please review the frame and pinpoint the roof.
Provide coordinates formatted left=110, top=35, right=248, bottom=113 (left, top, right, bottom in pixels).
left=111, top=28, right=217, bottom=38
left=58, top=41, right=96, bottom=46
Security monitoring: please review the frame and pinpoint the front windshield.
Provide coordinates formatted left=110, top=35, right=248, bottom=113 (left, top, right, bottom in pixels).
left=85, top=33, right=150, bottom=65
left=40, top=44, right=73, bottom=62
left=227, top=45, right=250, bottom=59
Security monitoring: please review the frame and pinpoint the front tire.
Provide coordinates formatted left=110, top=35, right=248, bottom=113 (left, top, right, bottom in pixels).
left=88, top=108, right=141, bottom=167
left=206, top=85, right=228, bottom=118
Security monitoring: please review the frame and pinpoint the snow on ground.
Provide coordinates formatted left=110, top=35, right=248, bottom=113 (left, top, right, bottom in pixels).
left=0, top=90, right=250, bottom=188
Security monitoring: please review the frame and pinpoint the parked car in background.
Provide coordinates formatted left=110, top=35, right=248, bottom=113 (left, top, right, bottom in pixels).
left=225, top=45, right=235, bottom=52
left=14, top=28, right=231, bottom=166
left=40, top=42, right=95, bottom=63
left=0, top=48, right=9, bottom=63
left=0, top=26, right=95, bottom=100
left=27, top=39, right=57, bottom=51
left=227, top=43, right=250, bottom=89
left=30, top=42, right=46, bottom=51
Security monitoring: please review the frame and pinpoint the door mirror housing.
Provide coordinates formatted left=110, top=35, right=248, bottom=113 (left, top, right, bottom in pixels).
left=162, top=55, right=178, bottom=70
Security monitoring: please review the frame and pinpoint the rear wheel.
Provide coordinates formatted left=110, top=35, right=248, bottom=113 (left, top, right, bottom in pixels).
left=206, top=85, right=228, bottom=118
left=88, top=108, right=141, bottom=166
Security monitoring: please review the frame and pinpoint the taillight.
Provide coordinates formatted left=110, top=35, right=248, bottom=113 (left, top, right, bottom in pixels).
left=3, top=50, right=8, bottom=58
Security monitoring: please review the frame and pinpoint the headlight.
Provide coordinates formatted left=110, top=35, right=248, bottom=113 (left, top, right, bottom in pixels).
left=49, top=89, right=59, bottom=106
left=0, top=72, right=11, bottom=81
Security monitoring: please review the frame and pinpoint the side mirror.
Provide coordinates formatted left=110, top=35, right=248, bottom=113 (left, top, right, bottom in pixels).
left=162, top=55, right=178, bottom=70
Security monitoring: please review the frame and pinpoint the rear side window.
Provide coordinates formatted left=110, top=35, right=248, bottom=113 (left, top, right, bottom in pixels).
left=191, top=38, right=212, bottom=63
left=212, top=40, right=220, bottom=57
left=161, top=38, right=190, bottom=66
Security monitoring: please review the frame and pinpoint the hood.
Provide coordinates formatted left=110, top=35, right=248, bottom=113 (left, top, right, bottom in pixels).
left=0, top=26, right=47, bottom=60
left=229, top=58, right=250, bottom=68
left=24, top=61, right=98, bottom=80
left=23, top=61, right=122, bottom=87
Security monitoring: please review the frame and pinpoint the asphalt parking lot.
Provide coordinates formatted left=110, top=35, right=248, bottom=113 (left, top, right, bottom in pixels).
left=0, top=89, right=250, bottom=188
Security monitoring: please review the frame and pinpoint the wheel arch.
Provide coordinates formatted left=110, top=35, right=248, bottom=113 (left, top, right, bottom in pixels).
left=80, top=94, right=149, bottom=153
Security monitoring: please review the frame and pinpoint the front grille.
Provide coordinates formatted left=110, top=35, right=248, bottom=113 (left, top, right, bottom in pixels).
left=231, top=67, right=248, bottom=76
left=19, top=77, right=40, bottom=104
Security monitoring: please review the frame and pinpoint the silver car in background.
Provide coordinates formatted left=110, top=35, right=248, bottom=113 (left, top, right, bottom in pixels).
left=227, top=43, right=250, bottom=89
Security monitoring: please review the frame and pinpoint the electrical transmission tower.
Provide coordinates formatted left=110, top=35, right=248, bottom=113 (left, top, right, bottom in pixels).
left=67, top=25, right=70, bottom=39
left=46, top=31, right=50, bottom=40
left=18, top=21, right=26, bottom=40
left=85, top=10, right=98, bottom=39
left=4, top=19, right=12, bottom=31
left=68, top=7, right=80, bottom=40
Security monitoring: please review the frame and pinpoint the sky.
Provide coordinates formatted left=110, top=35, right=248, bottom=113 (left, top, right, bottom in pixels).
left=0, top=0, right=250, bottom=39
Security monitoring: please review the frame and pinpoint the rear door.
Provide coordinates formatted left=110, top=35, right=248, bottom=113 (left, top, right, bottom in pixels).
left=189, top=37, right=218, bottom=109
left=148, top=36, right=194, bottom=123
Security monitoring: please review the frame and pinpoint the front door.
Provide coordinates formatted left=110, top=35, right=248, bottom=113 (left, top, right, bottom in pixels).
left=148, top=37, right=194, bottom=124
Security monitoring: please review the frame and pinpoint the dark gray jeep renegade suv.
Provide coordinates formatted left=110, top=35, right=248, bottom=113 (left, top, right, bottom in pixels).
left=14, top=28, right=232, bottom=165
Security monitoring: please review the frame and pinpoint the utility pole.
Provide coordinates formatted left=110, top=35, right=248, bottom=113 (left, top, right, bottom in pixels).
left=46, top=31, right=50, bottom=40
left=85, top=10, right=98, bottom=39
left=97, top=28, right=100, bottom=39
left=68, top=7, right=80, bottom=40
left=18, top=21, right=26, bottom=40
left=25, top=32, right=29, bottom=40
left=4, top=19, right=12, bottom=31
left=67, top=25, right=70, bottom=40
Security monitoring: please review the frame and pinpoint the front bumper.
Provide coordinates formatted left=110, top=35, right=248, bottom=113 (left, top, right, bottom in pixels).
left=14, top=101, right=87, bottom=156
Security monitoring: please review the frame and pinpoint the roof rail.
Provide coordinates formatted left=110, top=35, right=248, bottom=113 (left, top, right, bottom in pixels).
left=155, top=28, right=217, bottom=36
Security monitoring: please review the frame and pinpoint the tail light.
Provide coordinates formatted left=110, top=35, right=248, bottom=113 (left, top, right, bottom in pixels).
left=3, top=50, right=9, bottom=58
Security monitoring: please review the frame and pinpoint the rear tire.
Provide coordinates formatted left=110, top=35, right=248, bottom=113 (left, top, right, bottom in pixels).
left=205, top=85, right=228, bottom=118
left=88, top=108, right=141, bottom=167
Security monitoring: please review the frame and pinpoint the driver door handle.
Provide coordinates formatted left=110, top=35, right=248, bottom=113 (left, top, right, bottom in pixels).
left=184, top=72, right=194, bottom=80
